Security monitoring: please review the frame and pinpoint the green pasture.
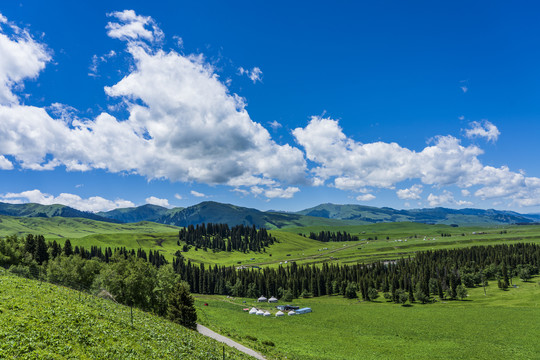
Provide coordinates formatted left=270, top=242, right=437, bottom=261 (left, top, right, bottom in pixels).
left=0, top=215, right=180, bottom=239
left=195, top=276, right=540, bottom=360
left=0, top=271, right=250, bottom=359
left=3, top=216, right=540, bottom=267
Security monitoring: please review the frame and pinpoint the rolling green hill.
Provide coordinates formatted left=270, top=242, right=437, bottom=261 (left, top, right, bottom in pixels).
left=0, top=215, right=180, bottom=239
left=0, top=272, right=250, bottom=359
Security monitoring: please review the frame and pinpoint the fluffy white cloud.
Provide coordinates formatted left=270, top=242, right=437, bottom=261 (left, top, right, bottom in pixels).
left=397, top=184, right=423, bottom=200
left=0, top=155, right=13, bottom=169
left=427, top=191, right=454, bottom=207
left=427, top=191, right=473, bottom=207
left=0, top=14, right=51, bottom=104
left=293, top=117, right=540, bottom=207
left=0, top=11, right=306, bottom=199
left=264, top=187, right=300, bottom=199
left=106, top=10, right=163, bottom=43
left=268, top=120, right=282, bottom=131
left=190, top=190, right=206, bottom=198
left=356, top=194, right=375, bottom=201
left=174, top=193, right=183, bottom=200
left=238, top=66, right=263, bottom=83
left=464, top=120, right=500, bottom=142
left=145, top=196, right=170, bottom=207
left=0, top=189, right=134, bottom=212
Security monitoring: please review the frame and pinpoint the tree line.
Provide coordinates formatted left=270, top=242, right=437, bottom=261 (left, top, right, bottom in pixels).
left=178, top=223, right=276, bottom=253
left=307, top=230, right=359, bottom=242
left=0, top=234, right=196, bottom=329
left=172, top=242, right=539, bottom=304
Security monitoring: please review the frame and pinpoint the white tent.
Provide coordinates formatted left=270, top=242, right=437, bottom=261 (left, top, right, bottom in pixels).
left=268, top=296, right=278, bottom=303
left=256, top=310, right=265, bottom=315
left=258, top=296, right=268, bottom=302
left=275, top=311, right=284, bottom=317
left=288, top=310, right=296, bottom=316
left=249, top=307, right=258, bottom=315
left=264, top=311, right=271, bottom=316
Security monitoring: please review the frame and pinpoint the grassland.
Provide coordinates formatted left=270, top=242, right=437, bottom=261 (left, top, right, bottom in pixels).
left=3, top=216, right=540, bottom=267
left=0, top=215, right=180, bottom=239
left=0, top=270, right=251, bottom=359
left=195, top=276, right=540, bottom=360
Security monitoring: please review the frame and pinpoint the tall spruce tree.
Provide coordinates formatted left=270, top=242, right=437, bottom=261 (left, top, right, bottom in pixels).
left=167, top=281, right=197, bottom=330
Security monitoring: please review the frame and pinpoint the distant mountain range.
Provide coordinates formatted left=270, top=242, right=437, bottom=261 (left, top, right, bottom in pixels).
left=0, top=202, right=119, bottom=223
left=2, top=200, right=540, bottom=229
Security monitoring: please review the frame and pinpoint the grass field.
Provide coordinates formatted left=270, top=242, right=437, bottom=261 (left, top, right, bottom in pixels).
left=0, top=271, right=250, bottom=359
left=0, top=215, right=180, bottom=239
left=194, top=276, right=540, bottom=360
left=3, top=216, right=540, bottom=267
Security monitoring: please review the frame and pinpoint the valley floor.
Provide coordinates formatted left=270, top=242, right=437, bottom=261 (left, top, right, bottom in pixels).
left=194, top=276, right=540, bottom=360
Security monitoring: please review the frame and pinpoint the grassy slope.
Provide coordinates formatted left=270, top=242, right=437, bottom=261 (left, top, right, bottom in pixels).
left=0, top=215, right=180, bottom=239
left=195, top=277, right=540, bottom=360
left=0, top=272, right=250, bottom=360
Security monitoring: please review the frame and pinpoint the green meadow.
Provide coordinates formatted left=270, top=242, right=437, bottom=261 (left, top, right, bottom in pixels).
left=3, top=216, right=540, bottom=267
left=195, top=276, right=540, bottom=360
left=0, top=271, right=250, bottom=359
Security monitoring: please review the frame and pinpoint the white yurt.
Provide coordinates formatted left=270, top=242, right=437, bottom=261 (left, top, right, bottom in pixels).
left=249, top=307, right=258, bottom=315
left=264, top=311, right=271, bottom=317
left=268, top=296, right=278, bottom=303
left=258, top=296, right=268, bottom=302
left=275, top=311, right=284, bottom=317
left=288, top=310, right=296, bottom=316
left=256, top=309, right=265, bottom=315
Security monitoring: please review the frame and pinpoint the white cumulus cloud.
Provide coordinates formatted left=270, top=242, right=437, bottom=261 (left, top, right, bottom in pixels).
left=190, top=190, right=206, bottom=198
left=356, top=193, right=375, bottom=201
left=264, top=187, right=300, bottom=199
left=0, top=189, right=134, bottom=212
left=145, top=196, right=170, bottom=207
left=0, top=11, right=306, bottom=199
left=293, top=117, right=540, bottom=207
left=106, top=10, right=163, bottom=44
left=464, top=120, right=500, bottom=142
left=0, top=155, right=13, bottom=169
left=397, top=184, right=423, bottom=200
left=238, top=66, right=263, bottom=83
left=0, top=14, right=51, bottom=104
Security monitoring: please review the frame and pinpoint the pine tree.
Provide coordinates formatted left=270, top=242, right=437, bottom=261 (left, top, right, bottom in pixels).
left=63, top=239, right=73, bottom=256
left=167, top=281, right=197, bottom=330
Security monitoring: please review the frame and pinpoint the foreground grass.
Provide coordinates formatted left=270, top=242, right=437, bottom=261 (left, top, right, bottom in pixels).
left=0, top=272, right=250, bottom=359
left=195, top=277, right=540, bottom=360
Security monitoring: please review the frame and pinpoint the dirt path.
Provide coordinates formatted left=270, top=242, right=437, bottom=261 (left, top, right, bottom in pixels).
left=196, top=324, right=266, bottom=360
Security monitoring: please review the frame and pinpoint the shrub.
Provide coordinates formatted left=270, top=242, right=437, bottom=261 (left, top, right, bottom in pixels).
left=262, top=340, right=275, bottom=347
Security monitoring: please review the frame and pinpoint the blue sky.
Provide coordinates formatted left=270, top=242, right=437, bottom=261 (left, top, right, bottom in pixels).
left=1, top=0, right=540, bottom=213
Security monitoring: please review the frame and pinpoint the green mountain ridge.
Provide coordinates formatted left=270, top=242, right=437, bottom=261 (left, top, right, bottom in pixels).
left=3, top=200, right=540, bottom=229
left=0, top=202, right=119, bottom=223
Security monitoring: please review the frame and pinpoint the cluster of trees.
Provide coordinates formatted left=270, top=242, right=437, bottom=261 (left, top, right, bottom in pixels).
left=178, top=223, right=276, bottom=253
left=308, top=231, right=359, bottom=242
left=172, top=243, right=539, bottom=305
left=0, top=234, right=196, bottom=329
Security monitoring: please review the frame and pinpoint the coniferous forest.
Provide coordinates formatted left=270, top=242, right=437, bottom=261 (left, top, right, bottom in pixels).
left=178, top=223, right=276, bottom=252
left=172, top=242, right=539, bottom=302
left=1, top=233, right=539, bottom=319
left=308, top=230, right=360, bottom=242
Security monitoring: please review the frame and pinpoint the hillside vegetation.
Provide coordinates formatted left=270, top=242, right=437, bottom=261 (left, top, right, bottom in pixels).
left=0, top=272, right=250, bottom=359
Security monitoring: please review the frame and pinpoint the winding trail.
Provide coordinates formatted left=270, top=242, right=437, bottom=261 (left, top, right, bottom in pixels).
left=196, top=324, right=266, bottom=360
